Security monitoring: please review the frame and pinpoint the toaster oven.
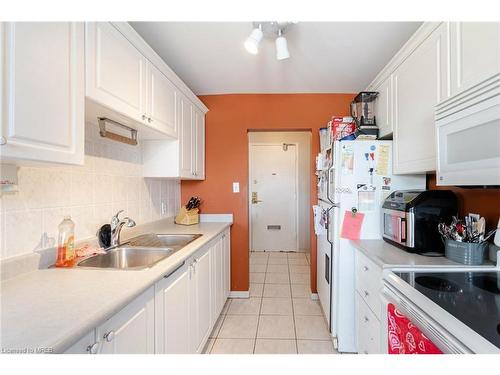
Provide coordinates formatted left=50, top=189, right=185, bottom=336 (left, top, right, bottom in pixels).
left=382, top=190, right=458, bottom=254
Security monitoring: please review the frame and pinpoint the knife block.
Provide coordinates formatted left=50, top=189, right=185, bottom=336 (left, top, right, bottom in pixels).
left=175, top=206, right=199, bottom=226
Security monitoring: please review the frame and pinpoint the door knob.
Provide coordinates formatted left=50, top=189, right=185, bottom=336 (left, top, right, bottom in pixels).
left=251, top=192, right=263, bottom=204
left=87, top=342, right=99, bottom=354
left=103, top=331, right=115, bottom=342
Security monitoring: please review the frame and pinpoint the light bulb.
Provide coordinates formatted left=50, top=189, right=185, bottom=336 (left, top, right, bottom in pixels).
left=244, top=26, right=263, bottom=55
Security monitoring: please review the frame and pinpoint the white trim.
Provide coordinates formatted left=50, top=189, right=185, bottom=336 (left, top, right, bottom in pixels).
left=228, top=291, right=250, bottom=299
left=310, top=293, right=319, bottom=301
left=248, top=142, right=300, bottom=252
left=199, top=214, right=234, bottom=223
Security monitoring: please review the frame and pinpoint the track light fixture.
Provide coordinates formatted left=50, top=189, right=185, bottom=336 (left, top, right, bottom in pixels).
left=244, top=24, right=263, bottom=54
left=275, top=29, right=290, bottom=60
left=244, top=22, right=294, bottom=60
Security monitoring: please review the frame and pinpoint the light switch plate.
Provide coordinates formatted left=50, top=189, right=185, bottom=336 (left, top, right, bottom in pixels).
left=232, top=182, right=240, bottom=193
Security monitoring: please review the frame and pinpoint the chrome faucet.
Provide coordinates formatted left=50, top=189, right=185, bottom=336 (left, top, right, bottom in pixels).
left=110, top=210, right=136, bottom=247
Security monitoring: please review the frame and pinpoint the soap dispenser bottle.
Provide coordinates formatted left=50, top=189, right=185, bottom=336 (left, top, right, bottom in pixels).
left=55, top=215, right=75, bottom=267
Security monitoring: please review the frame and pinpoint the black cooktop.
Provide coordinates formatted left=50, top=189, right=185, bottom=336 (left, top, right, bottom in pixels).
left=395, top=271, right=500, bottom=348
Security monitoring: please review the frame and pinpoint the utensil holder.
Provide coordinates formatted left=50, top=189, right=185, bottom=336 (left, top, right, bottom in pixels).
left=175, top=207, right=199, bottom=226
left=445, top=239, right=488, bottom=265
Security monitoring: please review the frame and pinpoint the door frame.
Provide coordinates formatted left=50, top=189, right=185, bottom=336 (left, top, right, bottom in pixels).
left=248, top=142, right=300, bottom=252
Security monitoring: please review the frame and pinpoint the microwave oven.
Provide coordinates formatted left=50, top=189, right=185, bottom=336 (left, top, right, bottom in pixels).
left=382, top=190, right=458, bottom=254
left=435, top=73, right=500, bottom=186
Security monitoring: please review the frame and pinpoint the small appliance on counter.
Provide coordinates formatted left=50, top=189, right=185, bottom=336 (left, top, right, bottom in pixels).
left=351, top=91, right=379, bottom=139
left=175, top=196, right=201, bottom=225
left=382, top=190, right=458, bottom=255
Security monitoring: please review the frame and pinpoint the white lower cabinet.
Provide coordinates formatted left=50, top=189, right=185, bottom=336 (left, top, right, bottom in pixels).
left=155, top=262, right=190, bottom=354
left=63, top=330, right=97, bottom=354
left=222, top=231, right=231, bottom=302
left=63, top=230, right=231, bottom=354
left=355, top=251, right=383, bottom=354
left=96, top=286, right=155, bottom=354
left=356, top=292, right=381, bottom=354
left=189, top=244, right=212, bottom=353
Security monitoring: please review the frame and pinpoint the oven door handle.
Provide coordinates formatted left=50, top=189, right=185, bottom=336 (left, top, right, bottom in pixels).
left=382, top=281, right=471, bottom=354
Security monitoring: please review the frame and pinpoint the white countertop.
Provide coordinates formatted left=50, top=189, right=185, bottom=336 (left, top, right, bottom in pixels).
left=350, top=239, right=497, bottom=269
left=0, top=218, right=232, bottom=353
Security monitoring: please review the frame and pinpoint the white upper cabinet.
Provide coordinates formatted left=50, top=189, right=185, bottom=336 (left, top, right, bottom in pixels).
left=179, top=94, right=194, bottom=178
left=86, top=22, right=148, bottom=125
left=450, top=22, right=500, bottom=96
left=373, top=75, right=393, bottom=139
left=147, top=62, right=178, bottom=137
left=0, top=22, right=85, bottom=165
left=392, top=23, right=449, bottom=174
left=193, top=107, right=206, bottom=179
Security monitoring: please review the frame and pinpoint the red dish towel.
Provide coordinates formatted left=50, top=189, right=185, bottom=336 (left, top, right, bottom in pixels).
left=387, top=303, right=443, bottom=354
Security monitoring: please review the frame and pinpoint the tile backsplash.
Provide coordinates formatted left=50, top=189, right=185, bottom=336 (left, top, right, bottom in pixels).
left=0, top=122, right=181, bottom=260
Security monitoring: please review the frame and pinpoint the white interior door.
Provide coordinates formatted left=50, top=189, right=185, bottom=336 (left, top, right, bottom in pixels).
left=250, top=144, right=298, bottom=251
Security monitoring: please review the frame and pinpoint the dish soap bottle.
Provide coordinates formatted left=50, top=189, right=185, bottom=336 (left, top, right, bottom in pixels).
left=55, top=215, right=75, bottom=267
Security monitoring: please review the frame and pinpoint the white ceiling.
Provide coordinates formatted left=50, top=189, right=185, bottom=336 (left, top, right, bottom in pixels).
left=131, top=22, right=422, bottom=95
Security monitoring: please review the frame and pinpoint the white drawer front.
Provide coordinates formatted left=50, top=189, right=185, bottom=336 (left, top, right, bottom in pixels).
left=355, top=252, right=382, bottom=319
left=356, top=292, right=381, bottom=354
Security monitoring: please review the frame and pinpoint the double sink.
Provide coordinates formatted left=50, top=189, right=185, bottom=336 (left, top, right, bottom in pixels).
left=76, top=233, right=202, bottom=270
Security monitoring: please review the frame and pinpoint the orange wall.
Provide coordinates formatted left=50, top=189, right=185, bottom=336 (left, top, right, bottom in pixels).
left=427, top=174, right=500, bottom=229
left=182, top=94, right=355, bottom=292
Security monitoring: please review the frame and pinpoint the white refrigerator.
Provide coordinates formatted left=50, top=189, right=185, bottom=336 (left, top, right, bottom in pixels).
left=316, top=140, right=425, bottom=353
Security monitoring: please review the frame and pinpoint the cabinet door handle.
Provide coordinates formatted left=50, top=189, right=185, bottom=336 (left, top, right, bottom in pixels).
left=103, top=331, right=115, bottom=342
left=142, top=114, right=147, bottom=120
left=163, top=261, right=185, bottom=279
left=363, top=266, right=369, bottom=272
left=364, top=290, right=369, bottom=297
left=364, top=316, right=369, bottom=323
left=0, top=136, right=6, bottom=145
left=86, top=342, right=99, bottom=354
left=148, top=117, right=152, bottom=123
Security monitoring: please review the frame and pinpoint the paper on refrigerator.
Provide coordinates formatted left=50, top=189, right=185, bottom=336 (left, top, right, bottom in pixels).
left=313, top=205, right=326, bottom=235
left=375, top=144, right=390, bottom=175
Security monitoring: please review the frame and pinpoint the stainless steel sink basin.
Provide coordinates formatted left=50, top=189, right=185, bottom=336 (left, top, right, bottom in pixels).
left=77, top=247, right=175, bottom=270
left=126, top=233, right=202, bottom=249
left=75, top=233, right=202, bottom=270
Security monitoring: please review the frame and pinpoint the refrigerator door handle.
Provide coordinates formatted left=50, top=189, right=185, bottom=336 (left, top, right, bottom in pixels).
left=326, top=206, right=335, bottom=245
left=326, top=166, right=335, bottom=204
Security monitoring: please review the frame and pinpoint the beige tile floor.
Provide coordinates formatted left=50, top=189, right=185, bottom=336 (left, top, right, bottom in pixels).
left=204, top=251, right=338, bottom=354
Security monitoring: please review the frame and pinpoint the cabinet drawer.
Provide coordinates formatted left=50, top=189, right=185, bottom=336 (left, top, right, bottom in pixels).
left=355, top=252, right=382, bottom=319
left=356, top=292, right=381, bottom=354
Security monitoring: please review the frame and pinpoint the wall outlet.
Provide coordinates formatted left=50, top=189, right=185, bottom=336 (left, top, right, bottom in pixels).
left=161, top=202, right=167, bottom=216
left=232, top=182, right=240, bottom=193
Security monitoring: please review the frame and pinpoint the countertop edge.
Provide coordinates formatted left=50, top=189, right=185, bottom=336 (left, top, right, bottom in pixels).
left=1, top=220, right=232, bottom=353
left=350, top=239, right=498, bottom=270
left=55, top=221, right=232, bottom=353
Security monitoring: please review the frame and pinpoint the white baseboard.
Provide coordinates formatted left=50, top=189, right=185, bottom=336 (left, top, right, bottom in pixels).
left=310, top=293, right=319, bottom=300
left=229, top=291, right=250, bottom=298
